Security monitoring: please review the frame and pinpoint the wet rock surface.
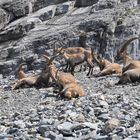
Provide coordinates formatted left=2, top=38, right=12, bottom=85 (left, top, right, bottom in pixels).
left=0, top=70, right=140, bottom=139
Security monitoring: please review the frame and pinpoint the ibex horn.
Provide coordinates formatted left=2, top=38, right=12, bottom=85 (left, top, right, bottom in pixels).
left=119, top=37, right=139, bottom=53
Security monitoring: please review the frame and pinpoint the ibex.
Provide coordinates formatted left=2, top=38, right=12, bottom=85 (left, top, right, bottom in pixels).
left=117, top=68, right=140, bottom=84
left=12, top=74, right=40, bottom=90
left=115, top=37, right=140, bottom=73
left=43, top=53, right=85, bottom=99
left=15, top=63, right=27, bottom=79
left=60, top=83, right=85, bottom=99
left=91, top=49, right=122, bottom=77
left=92, top=51, right=112, bottom=71
left=13, top=63, right=52, bottom=89
left=13, top=63, right=40, bottom=90
left=57, top=48, right=94, bottom=76
left=54, top=47, right=87, bottom=72
left=42, top=54, right=77, bottom=87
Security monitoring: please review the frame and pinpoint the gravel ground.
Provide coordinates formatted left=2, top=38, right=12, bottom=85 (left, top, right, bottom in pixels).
left=0, top=70, right=140, bottom=140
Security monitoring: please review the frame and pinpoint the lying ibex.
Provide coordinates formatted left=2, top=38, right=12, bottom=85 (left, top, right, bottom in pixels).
left=95, top=63, right=122, bottom=77
left=43, top=53, right=85, bottom=99
left=92, top=51, right=112, bottom=71
left=117, top=68, right=140, bottom=84
left=12, top=74, right=40, bottom=90
left=57, top=48, right=94, bottom=76
left=115, top=37, right=140, bottom=73
left=91, top=49, right=122, bottom=77
left=43, top=54, right=77, bottom=87
left=15, top=63, right=27, bottom=79
left=13, top=63, right=51, bottom=89
left=60, top=83, right=85, bottom=99
left=13, top=63, right=40, bottom=90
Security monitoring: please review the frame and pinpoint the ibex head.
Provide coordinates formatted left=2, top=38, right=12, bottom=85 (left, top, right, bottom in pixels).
left=115, top=37, right=139, bottom=62
left=43, top=47, right=63, bottom=68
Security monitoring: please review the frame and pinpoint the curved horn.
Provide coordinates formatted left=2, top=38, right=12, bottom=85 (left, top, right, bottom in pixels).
left=43, top=47, right=63, bottom=66
left=119, top=37, right=139, bottom=53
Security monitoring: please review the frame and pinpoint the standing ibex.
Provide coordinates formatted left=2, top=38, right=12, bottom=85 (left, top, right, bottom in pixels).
left=54, top=47, right=88, bottom=72
left=115, top=37, right=140, bottom=73
left=57, top=48, right=94, bottom=76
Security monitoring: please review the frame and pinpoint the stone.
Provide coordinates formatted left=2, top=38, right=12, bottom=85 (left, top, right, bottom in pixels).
left=104, top=118, right=120, bottom=133
left=0, top=8, right=10, bottom=30
left=55, top=1, right=74, bottom=16
left=38, top=125, right=51, bottom=137
left=57, top=122, right=73, bottom=131
left=0, top=16, right=41, bottom=43
left=74, top=0, right=99, bottom=7
left=13, top=120, right=26, bottom=129
left=83, top=122, right=98, bottom=130
left=94, top=0, right=121, bottom=10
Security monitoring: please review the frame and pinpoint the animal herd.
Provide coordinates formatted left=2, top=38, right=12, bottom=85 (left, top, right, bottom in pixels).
left=12, top=37, right=140, bottom=99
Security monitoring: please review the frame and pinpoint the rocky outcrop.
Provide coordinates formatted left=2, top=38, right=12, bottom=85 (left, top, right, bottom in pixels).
left=74, top=0, right=99, bottom=7
left=0, top=8, right=10, bottom=30
left=0, top=0, right=140, bottom=75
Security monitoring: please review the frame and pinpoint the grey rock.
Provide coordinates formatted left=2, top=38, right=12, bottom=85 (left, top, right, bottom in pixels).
left=7, top=128, right=18, bottom=134
left=98, top=113, right=110, bottom=121
left=38, top=125, right=52, bottom=137
left=57, top=122, right=73, bottom=131
left=0, top=8, right=10, bottom=30
left=55, top=1, right=74, bottom=16
left=13, top=120, right=26, bottom=129
left=104, top=118, right=120, bottom=134
left=74, top=0, right=99, bottom=7
left=32, top=0, right=70, bottom=12
left=93, top=0, right=121, bottom=11
left=83, top=122, right=98, bottom=130
left=0, top=16, right=41, bottom=43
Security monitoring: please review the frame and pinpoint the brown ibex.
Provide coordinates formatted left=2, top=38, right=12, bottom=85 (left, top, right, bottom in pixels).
left=15, top=63, right=27, bottom=79
left=12, top=74, right=40, bottom=90
left=115, top=37, right=140, bottom=73
left=54, top=47, right=88, bottom=72
left=60, top=83, right=85, bottom=99
left=117, top=68, right=140, bottom=84
left=43, top=53, right=85, bottom=99
left=13, top=63, right=51, bottom=89
left=13, top=63, right=40, bottom=90
left=91, top=49, right=122, bottom=77
left=57, top=48, right=94, bottom=76
left=92, top=51, right=112, bottom=71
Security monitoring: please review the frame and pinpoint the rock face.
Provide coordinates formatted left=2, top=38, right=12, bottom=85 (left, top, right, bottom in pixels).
left=0, top=0, right=140, bottom=75
left=74, top=0, right=99, bottom=7
left=0, top=8, right=10, bottom=30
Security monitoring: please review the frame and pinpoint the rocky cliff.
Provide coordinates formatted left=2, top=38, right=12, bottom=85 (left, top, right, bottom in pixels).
left=0, top=0, right=140, bottom=76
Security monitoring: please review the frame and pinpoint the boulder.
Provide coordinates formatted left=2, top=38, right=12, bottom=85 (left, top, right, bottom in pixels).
left=0, top=8, right=10, bottom=30
left=74, top=0, right=99, bottom=7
